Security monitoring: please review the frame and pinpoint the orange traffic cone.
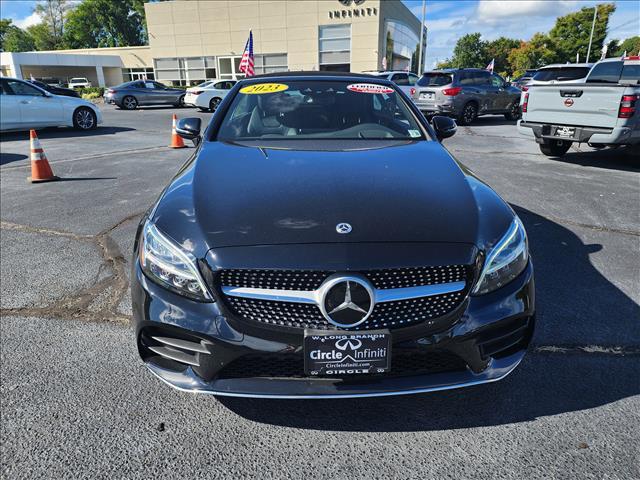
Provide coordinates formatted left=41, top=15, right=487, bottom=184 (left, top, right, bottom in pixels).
left=168, top=114, right=186, bottom=148
left=28, top=130, right=59, bottom=183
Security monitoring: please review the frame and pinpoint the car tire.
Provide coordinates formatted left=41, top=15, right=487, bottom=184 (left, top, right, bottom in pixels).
left=504, top=101, right=521, bottom=121
left=122, top=96, right=138, bottom=110
left=175, top=95, right=185, bottom=108
left=539, top=139, right=571, bottom=157
left=73, top=107, right=97, bottom=130
left=209, top=97, right=222, bottom=112
left=457, top=102, right=478, bottom=125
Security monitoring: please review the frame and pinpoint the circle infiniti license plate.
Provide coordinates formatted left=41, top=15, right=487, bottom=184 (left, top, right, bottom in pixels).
left=303, top=329, right=391, bottom=376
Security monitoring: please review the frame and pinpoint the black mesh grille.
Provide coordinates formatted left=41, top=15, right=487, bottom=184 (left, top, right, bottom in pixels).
left=225, top=290, right=466, bottom=331
left=226, top=297, right=327, bottom=329
left=364, top=266, right=467, bottom=289
left=217, top=350, right=467, bottom=379
left=219, top=265, right=468, bottom=291
left=219, top=269, right=329, bottom=291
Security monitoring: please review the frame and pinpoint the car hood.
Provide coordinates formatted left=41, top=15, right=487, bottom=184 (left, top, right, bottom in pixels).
left=160, top=140, right=488, bottom=248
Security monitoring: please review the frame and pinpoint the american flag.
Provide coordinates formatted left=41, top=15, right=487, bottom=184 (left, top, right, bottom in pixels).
left=239, top=31, right=255, bottom=77
left=485, top=58, right=494, bottom=73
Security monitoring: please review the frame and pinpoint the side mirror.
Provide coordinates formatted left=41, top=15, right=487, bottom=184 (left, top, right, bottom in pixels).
left=176, top=117, right=202, bottom=145
left=431, top=115, right=457, bottom=141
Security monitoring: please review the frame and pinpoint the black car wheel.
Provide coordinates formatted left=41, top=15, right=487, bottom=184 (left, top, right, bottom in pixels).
left=504, top=101, right=521, bottom=121
left=175, top=95, right=185, bottom=107
left=539, top=139, right=571, bottom=157
left=457, top=102, right=478, bottom=125
left=73, top=107, right=97, bottom=130
left=121, top=96, right=138, bottom=110
left=209, top=97, right=222, bottom=112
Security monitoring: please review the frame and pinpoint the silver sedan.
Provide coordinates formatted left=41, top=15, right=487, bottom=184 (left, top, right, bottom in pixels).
left=104, top=80, right=186, bottom=110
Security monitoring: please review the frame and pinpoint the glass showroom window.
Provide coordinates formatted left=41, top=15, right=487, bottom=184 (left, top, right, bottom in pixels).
left=255, top=54, right=288, bottom=75
left=384, top=20, right=425, bottom=73
left=154, top=57, right=218, bottom=86
left=124, top=68, right=155, bottom=81
left=319, top=24, right=351, bottom=72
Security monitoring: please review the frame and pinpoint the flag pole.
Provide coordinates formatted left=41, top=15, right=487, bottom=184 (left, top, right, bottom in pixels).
left=586, top=5, right=597, bottom=63
left=417, top=0, right=426, bottom=74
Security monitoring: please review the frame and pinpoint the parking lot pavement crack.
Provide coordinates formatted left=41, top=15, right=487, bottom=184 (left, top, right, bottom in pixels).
left=98, top=210, right=145, bottom=236
left=535, top=345, right=640, bottom=356
left=1, top=218, right=133, bottom=324
left=0, top=221, right=93, bottom=241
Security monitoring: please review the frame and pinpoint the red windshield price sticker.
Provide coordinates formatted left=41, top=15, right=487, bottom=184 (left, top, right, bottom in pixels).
left=346, top=83, right=395, bottom=94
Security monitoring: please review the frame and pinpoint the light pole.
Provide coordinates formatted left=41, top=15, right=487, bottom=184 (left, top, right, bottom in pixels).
left=586, top=5, right=598, bottom=63
left=417, top=0, right=426, bottom=74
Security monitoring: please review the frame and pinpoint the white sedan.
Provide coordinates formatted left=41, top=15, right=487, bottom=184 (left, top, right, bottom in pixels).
left=184, top=79, right=237, bottom=112
left=0, top=77, right=102, bottom=131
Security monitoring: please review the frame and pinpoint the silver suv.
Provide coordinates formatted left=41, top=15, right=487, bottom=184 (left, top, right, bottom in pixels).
left=412, top=69, right=522, bottom=125
left=363, top=71, right=420, bottom=97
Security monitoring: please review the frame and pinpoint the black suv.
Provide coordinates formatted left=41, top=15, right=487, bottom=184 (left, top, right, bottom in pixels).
left=412, top=69, right=522, bottom=124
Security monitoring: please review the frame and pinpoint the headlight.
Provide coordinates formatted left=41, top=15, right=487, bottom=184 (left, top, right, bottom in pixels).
left=139, top=221, right=212, bottom=301
left=473, top=217, right=529, bottom=295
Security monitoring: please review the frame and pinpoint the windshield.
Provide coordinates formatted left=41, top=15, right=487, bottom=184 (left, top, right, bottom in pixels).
left=216, top=80, right=426, bottom=141
left=417, top=73, right=453, bottom=87
left=532, top=67, right=590, bottom=81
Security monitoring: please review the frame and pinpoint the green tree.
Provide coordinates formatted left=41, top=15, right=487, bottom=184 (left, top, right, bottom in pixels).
left=549, top=4, right=616, bottom=63
left=1, top=19, right=36, bottom=52
left=443, top=33, right=489, bottom=69
left=63, top=0, right=146, bottom=48
left=615, top=36, right=640, bottom=56
left=33, top=0, right=70, bottom=49
left=0, top=18, right=12, bottom=45
left=486, top=37, right=521, bottom=75
left=508, top=34, right=558, bottom=78
left=435, top=59, right=454, bottom=69
left=26, top=23, right=57, bottom=50
left=604, top=39, right=619, bottom=58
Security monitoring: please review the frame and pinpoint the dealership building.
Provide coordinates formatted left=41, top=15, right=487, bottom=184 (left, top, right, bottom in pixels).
left=1, top=0, right=425, bottom=86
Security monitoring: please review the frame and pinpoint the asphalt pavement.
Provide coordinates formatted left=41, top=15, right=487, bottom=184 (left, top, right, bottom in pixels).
left=1, top=104, right=638, bottom=479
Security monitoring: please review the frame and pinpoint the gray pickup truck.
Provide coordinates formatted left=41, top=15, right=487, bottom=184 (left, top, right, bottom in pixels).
left=518, top=57, right=639, bottom=156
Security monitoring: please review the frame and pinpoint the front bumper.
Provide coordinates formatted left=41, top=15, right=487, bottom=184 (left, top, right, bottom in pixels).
left=132, top=257, right=535, bottom=398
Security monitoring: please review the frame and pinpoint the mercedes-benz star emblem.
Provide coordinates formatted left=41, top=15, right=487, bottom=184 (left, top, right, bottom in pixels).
left=319, top=275, right=374, bottom=328
left=336, top=223, right=352, bottom=234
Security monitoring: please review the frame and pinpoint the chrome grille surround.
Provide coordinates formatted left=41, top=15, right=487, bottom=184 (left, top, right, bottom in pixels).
left=219, top=266, right=472, bottom=331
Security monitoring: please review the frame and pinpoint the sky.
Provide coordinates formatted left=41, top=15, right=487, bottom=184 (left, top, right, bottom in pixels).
left=402, top=0, right=640, bottom=68
left=1, top=0, right=639, bottom=69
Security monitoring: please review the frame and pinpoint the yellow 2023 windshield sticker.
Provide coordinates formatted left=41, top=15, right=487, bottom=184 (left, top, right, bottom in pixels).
left=239, top=83, right=289, bottom=94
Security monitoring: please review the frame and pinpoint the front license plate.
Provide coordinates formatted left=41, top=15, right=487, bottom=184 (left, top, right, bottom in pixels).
left=555, top=126, right=575, bottom=137
left=304, top=329, right=391, bottom=376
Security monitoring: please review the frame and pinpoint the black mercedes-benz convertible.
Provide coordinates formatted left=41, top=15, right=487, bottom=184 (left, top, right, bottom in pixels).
left=131, top=72, right=535, bottom=398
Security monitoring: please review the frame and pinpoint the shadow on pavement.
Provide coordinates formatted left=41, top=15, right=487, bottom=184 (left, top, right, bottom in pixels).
left=0, top=126, right=135, bottom=141
left=466, top=116, right=519, bottom=127
left=0, top=153, right=28, bottom=166
left=55, top=176, right=117, bottom=182
left=551, top=146, right=640, bottom=172
left=219, top=206, right=639, bottom=431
